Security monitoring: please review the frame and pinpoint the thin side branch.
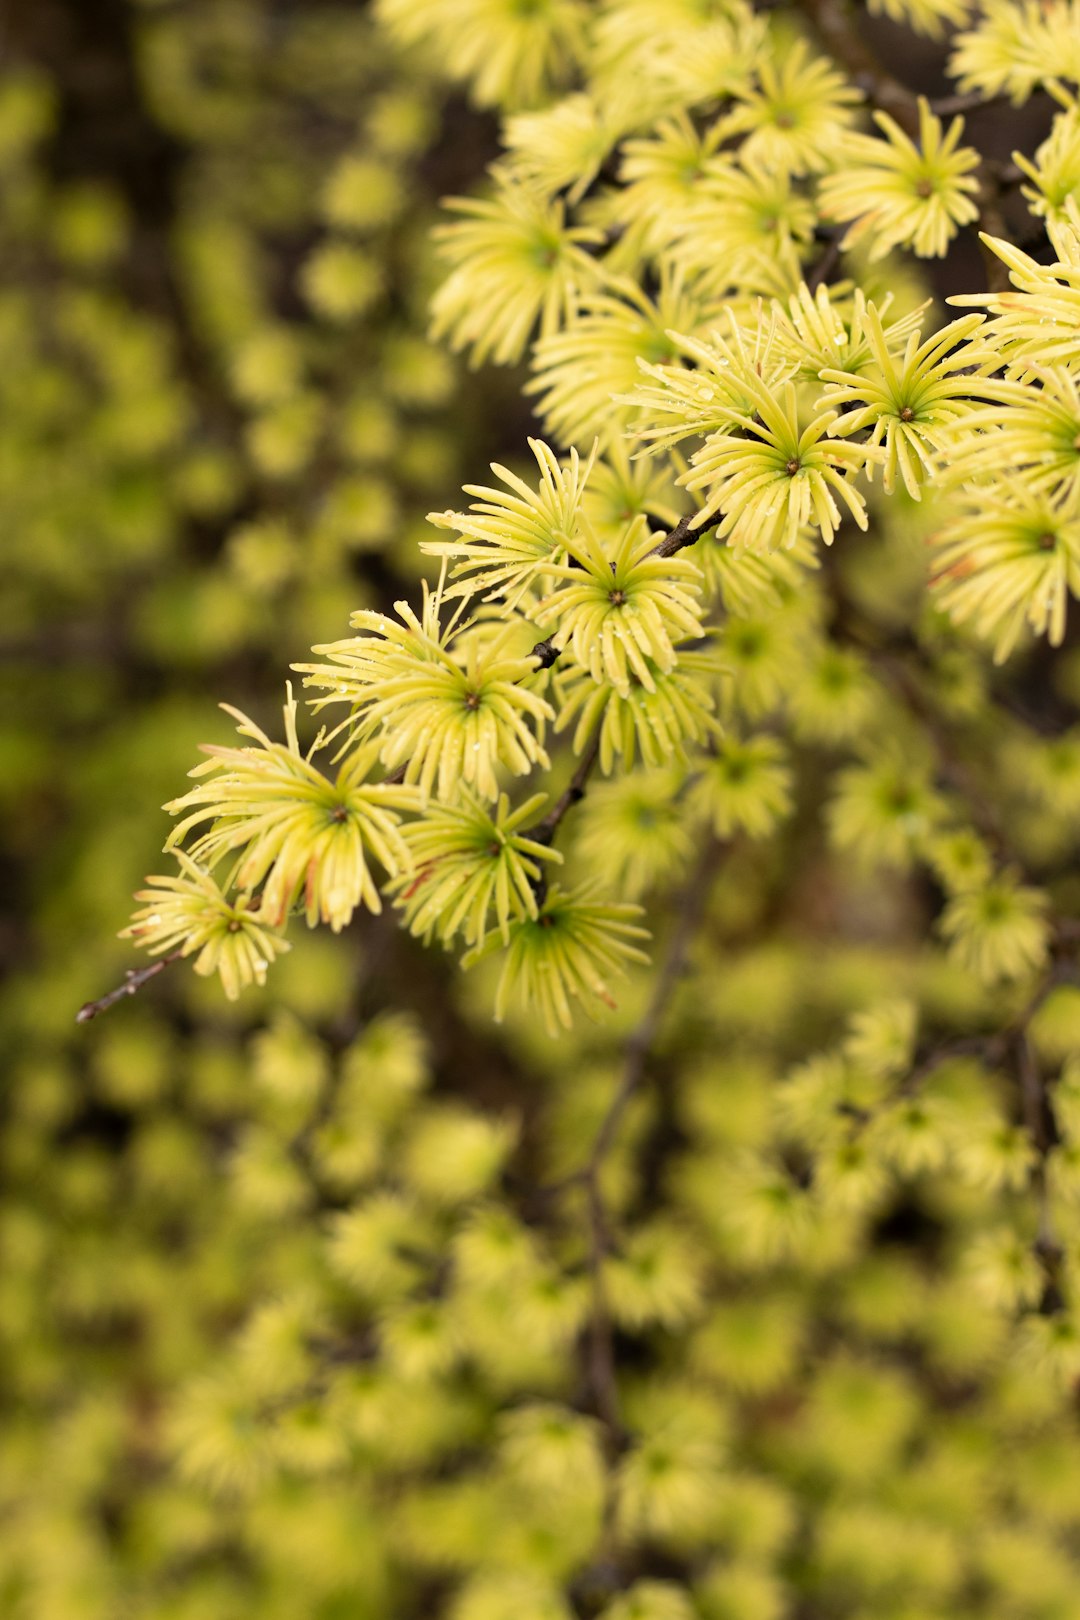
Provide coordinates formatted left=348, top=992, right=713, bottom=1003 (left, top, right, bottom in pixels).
left=76, top=949, right=184, bottom=1023
left=794, top=0, right=919, bottom=131
left=585, top=1171, right=621, bottom=1439
left=588, top=840, right=722, bottom=1187
left=807, top=228, right=845, bottom=292
left=650, top=512, right=705, bottom=559
left=930, top=89, right=1012, bottom=118
left=972, top=169, right=1015, bottom=294
left=559, top=840, right=723, bottom=1441
left=572, top=837, right=722, bottom=1556
left=531, top=727, right=604, bottom=849
left=1017, top=1030, right=1064, bottom=1310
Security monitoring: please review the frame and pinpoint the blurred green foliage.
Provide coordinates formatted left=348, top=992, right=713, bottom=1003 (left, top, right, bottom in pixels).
left=8, top=3, right=1080, bottom=1619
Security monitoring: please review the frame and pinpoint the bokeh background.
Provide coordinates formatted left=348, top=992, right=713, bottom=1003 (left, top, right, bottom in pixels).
left=0, top=2, right=533, bottom=1610
left=8, top=4, right=1080, bottom=1619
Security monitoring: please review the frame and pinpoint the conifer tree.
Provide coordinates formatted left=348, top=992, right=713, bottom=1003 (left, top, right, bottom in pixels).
left=32, top=0, right=1080, bottom=1615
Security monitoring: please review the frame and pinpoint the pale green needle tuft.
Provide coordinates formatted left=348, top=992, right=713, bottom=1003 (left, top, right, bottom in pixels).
left=949, top=0, right=1080, bottom=106
left=647, top=8, right=766, bottom=108
left=866, top=0, right=971, bottom=38
left=555, top=649, right=722, bottom=773
left=723, top=38, right=863, bottom=177
left=930, top=480, right=1080, bottom=660
left=164, top=686, right=418, bottom=930
left=1014, top=97, right=1080, bottom=224
left=940, top=874, right=1050, bottom=984
left=627, top=312, right=791, bottom=458
left=669, top=153, right=817, bottom=293
left=528, top=273, right=725, bottom=449
left=700, top=528, right=818, bottom=615
left=770, top=280, right=928, bottom=384
left=390, top=789, right=561, bottom=946
left=425, top=436, right=594, bottom=606
left=820, top=306, right=992, bottom=498
left=375, top=0, right=589, bottom=111
left=601, top=110, right=733, bottom=267
left=582, top=437, right=685, bottom=539
left=828, top=753, right=948, bottom=870
left=937, top=365, right=1080, bottom=499
left=531, top=516, right=705, bottom=696
left=430, top=176, right=603, bottom=365
left=627, top=313, right=879, bottom=546
left=818, top=97, right=980, bottom=261
left=297, top=580, right=553, bottom=802
left=689, top=733, right=794, bottom=839
left=950, top=207, right=1080, bottom=372
left=576, top=766, right=693, bottom=897
left=464, top=881, right=650, bottom=1033
left=120, top=852, right=290, bottom=1001
left=503, top=89, right=639, bottom=203
left=676, top=372, right=879, bottom=547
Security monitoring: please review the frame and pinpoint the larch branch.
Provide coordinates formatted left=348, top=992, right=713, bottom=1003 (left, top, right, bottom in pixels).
left=76, top=949, right=185, bottom=1023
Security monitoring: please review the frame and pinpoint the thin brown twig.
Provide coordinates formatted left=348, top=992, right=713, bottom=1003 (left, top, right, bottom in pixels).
left=1017, top=1030, right=1064, bottom=1310
left=650, top=511, right=704, bottom=559
left=807, top=229, right=845, bottom=292
left=584, top=1171, right=621, bottom=1441
left=798, top=0, right=1015, bottom=132
left=595, top=842, right=723, bottom=1179
left=567, top=841, right=723, bottom=1416
left=532, top=727, right=604, bottom=847
left=929, top=89, right=1012, bottom=118
left=76, top=949, right=185, bottom=1024
left=972, top=170, right=1014, bottom=294
left=900, top=958, right=1074, bottom=1095
left=900, top=1031, right=1008, bottom=1096
left=794, top=0, right=920, bottom=132
left=568, top=838, right=723, bottom=1557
